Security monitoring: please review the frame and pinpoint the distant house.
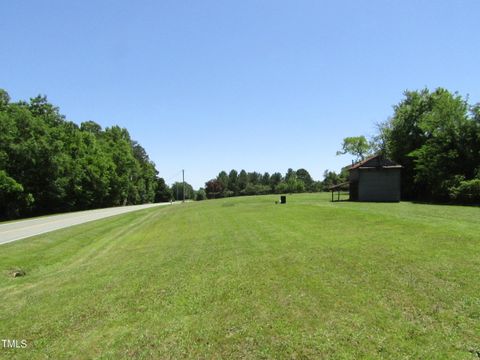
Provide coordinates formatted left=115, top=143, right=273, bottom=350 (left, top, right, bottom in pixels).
left=348, top=155, right=402, bottom=202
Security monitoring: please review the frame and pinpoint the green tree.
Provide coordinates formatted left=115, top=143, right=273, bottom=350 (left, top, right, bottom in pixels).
left=195, top=188, right=207, bottom=201
left=80, top=120, right=103, bottom=135
left=276, top=182, right=288, bottom=194
left=380, top=88, right=479, bottom=200
left=449, top=179, right=480, bottom=203
left=154, top=177, right=172, bottom=202
left=171, top=182, right=194, bottom=201
left=289, top=178, right=305, bottom=193
left=227, top=169, right=239, bottom=195
left=0, top=89, right=10, bottom=109
left=261, top=172, right=270, bottom=186
left=131, top=141, right=157, bottom=203
left=244, top=183, right=270, bottom=195
left=238, top=170, right=248, bottom=192
left=269, top=172, right=283, bottom=192
left=247, top=171, right=262, bottom=185
left=407, top=90, right=473, bottom=199
left=378, top=89, right=434, bottom=199
left=285, top=168, right=296, bottom=182
left=336, top=136, right=371, bottom=161
left=296, top=168, right=313, bottom=191
left=217, top=171, right=230, bottom=196
left=0, top=89, right=161, bottom=219
left=311, top=181, right=324, bottom=192
left=103, top=126, right=138, bottom=205
left=322, top=170, right=347, bottom=190
left=0, top=170, right=34, bottom=219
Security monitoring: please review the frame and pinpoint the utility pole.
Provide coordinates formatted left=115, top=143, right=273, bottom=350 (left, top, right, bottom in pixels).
left=182, top=169, right=185, bottom=203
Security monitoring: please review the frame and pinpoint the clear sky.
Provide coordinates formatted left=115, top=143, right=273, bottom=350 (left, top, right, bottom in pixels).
left=2, top=0, right=479, bottom=189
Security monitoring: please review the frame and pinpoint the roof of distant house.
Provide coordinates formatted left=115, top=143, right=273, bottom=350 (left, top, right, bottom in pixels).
left=347, top=154, right=402, bottom=170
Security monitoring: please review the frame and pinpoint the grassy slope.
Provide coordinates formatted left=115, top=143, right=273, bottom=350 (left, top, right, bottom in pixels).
left=0, top=194, right=479, bottom=359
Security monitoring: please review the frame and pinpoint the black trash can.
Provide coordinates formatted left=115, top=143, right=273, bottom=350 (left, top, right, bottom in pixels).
left=280, top=195, right=286, bottom=204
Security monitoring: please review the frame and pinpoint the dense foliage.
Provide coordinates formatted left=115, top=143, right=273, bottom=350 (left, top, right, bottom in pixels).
left=321, top=169, right=348, bottom=189
left=0, top=89, right=167, bottom=220
left=378, top=88, right=480, bottom=202
left=171, top=181, right=195, bottom=201
left=336, top=136, right=372, bottom=161
left=204, top=168, right=323, bottom=199
left=347, top=88, right=480, bottom=203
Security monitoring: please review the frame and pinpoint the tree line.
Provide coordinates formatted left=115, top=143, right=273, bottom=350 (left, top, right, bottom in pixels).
left=203, top=168, right=324, bottom=199
left=204, top=88, right=480, bottom=204
left=4, top=86, right=476, bottom=220
left=339, top=88, right=480, bottom=203
left=0, top=89, right=169, bottom=220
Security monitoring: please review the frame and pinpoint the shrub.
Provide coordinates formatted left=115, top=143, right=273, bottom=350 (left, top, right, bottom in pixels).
left=0, top=171, right=34, bottom=219
left=195, top=189, right=207, bottom=201
left=243, top=184, right=270, bottom=195
left=275, top=182, right=289, bottom=194
left=449, top=179, right=480, bottom=203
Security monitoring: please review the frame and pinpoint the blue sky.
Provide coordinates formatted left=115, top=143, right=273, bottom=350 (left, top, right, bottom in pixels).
left=2, top=0, right=479, bottom=189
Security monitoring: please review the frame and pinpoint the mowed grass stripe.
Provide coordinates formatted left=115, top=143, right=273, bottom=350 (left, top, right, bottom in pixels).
left=0, top=194, right=479, bottom=359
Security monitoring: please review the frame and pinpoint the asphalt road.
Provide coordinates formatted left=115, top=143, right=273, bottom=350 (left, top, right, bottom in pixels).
left=0, top=202, right=175, bottom=245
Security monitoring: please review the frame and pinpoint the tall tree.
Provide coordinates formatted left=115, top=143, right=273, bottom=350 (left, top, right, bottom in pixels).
left=247, top=171, right=262, bottom=185
left=227, top=169, right=239, bottom=195
left=0, top=89, right=160, bottom=219
left=378, top=89, right=432, bottom=199
left=407, top=90, right=473, bottom=199
left=238, top=170, right=248, bottom=192
left=261, top=172, right=270, bottom=186
left=171, top=181, right=194, bottom=201
left=285, top=168, right=296, bottom=182
left=0, top=170, right=33, bottom=219
left=205, top=179, right=223, bottom=199
left=216, top=171, right=229, bottom=196
left=296, top=168, right=313, bottom=191
left=380, top=88, right=479, bottom=200
left=336, top=136, right=372, bottom=161
left=322, top=170, right=347, bottom=189
left=269, top=172, right=283, bottom=192
left=154, top=177, right=172, bottom=202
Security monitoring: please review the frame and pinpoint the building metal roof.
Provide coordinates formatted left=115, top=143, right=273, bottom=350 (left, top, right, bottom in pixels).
left=347, top=154, right=402, bottom=171
left=328, top=182, right=350, bottom=191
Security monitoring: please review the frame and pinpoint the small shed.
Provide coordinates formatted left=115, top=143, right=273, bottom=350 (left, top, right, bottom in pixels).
left=329, top=182, right=350, bottom=202
left=348, top=155, right=402, bottom=202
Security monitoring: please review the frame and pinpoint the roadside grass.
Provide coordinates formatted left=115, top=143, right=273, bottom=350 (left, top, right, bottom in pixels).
left=0, top=193, right=479, bottom=359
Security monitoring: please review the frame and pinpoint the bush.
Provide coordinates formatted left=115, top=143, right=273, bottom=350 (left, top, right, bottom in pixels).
left=223, top=190, right=234, bottom=198
left=311, top=181, right=324, bottom=192
left=242, top=184, right=270, bottom=196
left=449, top=179, right=480, bottom=203
left=195, top=189, right=207, bottom=201
left=0, top=171, right=34, bottom=219
left=275, top=182, right=288, bottom=194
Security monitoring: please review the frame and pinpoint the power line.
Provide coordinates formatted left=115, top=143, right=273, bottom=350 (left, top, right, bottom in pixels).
left=161, top=169, right=187, bottom=202
left=163, top=170, right=183, bottom=184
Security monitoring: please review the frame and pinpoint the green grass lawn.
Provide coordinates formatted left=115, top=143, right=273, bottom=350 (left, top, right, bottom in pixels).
left=1, top=194, right=479, bottom=359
